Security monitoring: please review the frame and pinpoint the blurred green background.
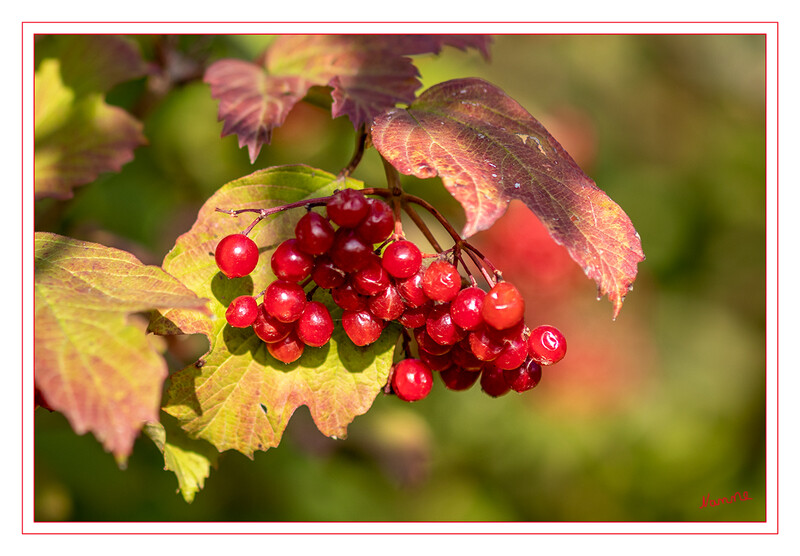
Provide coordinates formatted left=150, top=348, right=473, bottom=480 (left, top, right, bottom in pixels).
left=34, top=34, right=766, bottom=522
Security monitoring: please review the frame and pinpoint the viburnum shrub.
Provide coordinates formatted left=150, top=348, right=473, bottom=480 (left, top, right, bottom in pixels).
left=33, top=34, right=645, bottom=503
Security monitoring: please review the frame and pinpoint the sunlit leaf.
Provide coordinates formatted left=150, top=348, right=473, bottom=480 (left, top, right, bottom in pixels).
left=34, top=233, right=209, bottom=460
left=206, top=35, right=491, bottom=163
left=371, top=77, right=645, bottom=318
left=157, top=165, right=401, bottom=457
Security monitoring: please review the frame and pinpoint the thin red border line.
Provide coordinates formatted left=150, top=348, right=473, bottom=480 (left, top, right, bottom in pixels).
left=18, top=20, right=782, bottom=23
left=23, top=25, right=777, bottom=533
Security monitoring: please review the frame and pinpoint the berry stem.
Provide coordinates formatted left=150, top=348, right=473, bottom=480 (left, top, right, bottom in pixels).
left=339, top=124, right=368, bottom=178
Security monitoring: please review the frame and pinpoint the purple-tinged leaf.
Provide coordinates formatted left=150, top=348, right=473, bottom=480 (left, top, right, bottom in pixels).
left=204, top=59, right=313, bottom=163
left=372, top=78, right=644, bottom=318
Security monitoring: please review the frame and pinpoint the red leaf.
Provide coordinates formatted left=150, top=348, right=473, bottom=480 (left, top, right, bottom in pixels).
left=204, top=59, right=313, bottom=163
left=371, top=78, right=644, bottom=318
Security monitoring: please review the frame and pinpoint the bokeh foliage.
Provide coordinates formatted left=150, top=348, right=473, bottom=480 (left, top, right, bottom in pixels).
left=34, top=34, right=765, bottom=522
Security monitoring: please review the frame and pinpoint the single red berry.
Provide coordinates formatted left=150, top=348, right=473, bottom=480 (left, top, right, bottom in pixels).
left=356, top=198, right=395, bottom=244
left=342, top=309, right=385, bottom=346
left=418, top=349, right=453, bottom=372
left=413, top=327, right=452, bottom=356
left=294, top=211, right=335, bottom=255
left=352, top=255, right=391, bottom=296
left=528, top=324, right=567, bottom=365
left=225, top=295, right=259, bottom=328
left=397, top=301, right=432, bottom=329
left=311, top=255, right=347, bottom=289
left=391, top=359, right=433, bottom=402
left=296, top=301, right=334, bottom=347
left=395, top=270, right=429, bottom=308
left=451, top=344, right=484, bottom=371
left=494, top=327, right=529, bottom=370
left=330, top=228, right=373, bottom=272
left=368, top=283, right=405, bottom=321
left=215, top=234, right=259, bottom=278
left=482, top=281, right=525, bottom=330
left=381, top=240, right=422, bottom=278
left=450, top=286, right=486, bottom=331
left=426, top=303, right=466, bottom=346
left=468, top=325, right=505, bottom=361
left=271, top=238, right=314, bottom=282
left=252, top=306, right=293, bottom=343
left=264, top=280, right=306, bottom=323
left=440, top=366, right=480, bottom=391
left=503, top=358, right=543, bottom=393
left=422, top=260, right=461, bottom=302
left=480, top=363, right=511, bottom=397
left=326, top=189, right=369, bottom=228
left=331, top=281, right=369, bottom=311
left=267, top=331, right=305, bottom=364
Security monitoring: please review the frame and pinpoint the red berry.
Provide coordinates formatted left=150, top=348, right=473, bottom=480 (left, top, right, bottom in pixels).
left=449, top=286, right=486, bottom=330
left=215, top=234, right=259, bottom=278
left=480, top=363, right=511, bottom=397
left=225, top=295, right=260, bottom=328
left=451, top=344, right=484, bottom=371
left=422, top=260, right=461, bottom=302
left=296, top=301, right=334, bottom=347
left=482, top=282, right=525, bottom=330
left=528, top=325, right=567, bottom=365
left=381, top=240, right=422, bottom=278
left=252, top=306, right=293, bottom=343
left=368, top=284, right=405, bottom=321
left=352, top=255, right=391, bottom=296
left=426, top=304, right=466, bottom=346
left=331, top=282, right=368, bottom=311
left=311, top=255, right=347, bottom=289
left=494, top=327, right=529, bottom=370
left=391, top=359, right=433, bottom=402
left=395, top=270, right=429, bottom=308
left=356, top=198, right=394, bottom=244
left=413, top=327, right=452, bottom=356
left=330, top=228, right=373, bottom=272
left=271, top=238, right=314, bottom=282
left=264, top=280, right=306, bottom=323
left=397, top=301, right=432, bottom=329
left=418, top=349, right=453, bottom=372
left=468, top=325, right=505, bottom=361
left=294, top=211, right=335, bottom=255
left=503, top=358, right=542, bottom=392
left=342, top=310, right=385, bottom=346
left=267, top=331, right=305, bottom=364
left=326, top=189, right=369, bottom=228
left=440, top=366, right=480, bottom=391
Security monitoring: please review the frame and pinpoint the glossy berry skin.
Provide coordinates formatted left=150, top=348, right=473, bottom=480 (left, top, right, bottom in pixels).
left=267, top=331, right=305, bottom=364
left=479, top=363, right=511, bottom=397
left=331, top=282, right=368, bottom=311
left=271, top=238, right=314, bottom=282
left=503, top=358, right=542, bottom=393
left=482, top=282, right=525, bottom=330
left=381, top=240, right=422, bottom=278
left=528, top=325, right=567, bottom=365
left=330, top=228, right=373, bottom=272
left=352, top=255, right=391, bottom=296
left=422, top=260, right=461, bottom=302
left=418, top=348, right=453, bottom=372
left=225, top=295, right=260, bottom=328
left=449, top=286, right=486, bottom=330
left=368, top=284, right=405, bottom=321
left=296, top=301, right=334, bottom=347
left=451, top=344, right=483, bottom=371
left=468, top=325, right=505, bottom=362
left=356, top=198, right=394, bottom=244
left=440, top=366, right=480, bottom=391
left=391, top=359, right=433, bottom=402
left=397, top=301, right=432, bottom=329
left=414, top=327, right=452, bottom=356
left=294, top=211, right=335, bottom=255
left=342, top=309, right=385, bottom=346
left=426, top=304, right=466, bottom=346
left=326, top=189, right=369, bottom=228
left=395, top=270, right=429, bottom=308
left=494, top=328, right=529, bottom=370
left=252, top=307, right=293, bottom=343
left=311, top=256, right=347, bottom=289
left=215, top=234, right=259, bottom=278
left=264, top=280, right=306, bottom=323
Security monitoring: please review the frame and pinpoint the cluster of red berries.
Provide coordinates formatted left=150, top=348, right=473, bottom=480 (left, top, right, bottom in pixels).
left=214, top=188, right=566, bottom=402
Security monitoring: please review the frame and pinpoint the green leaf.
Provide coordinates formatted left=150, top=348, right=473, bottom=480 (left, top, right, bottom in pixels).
left=34, top=233, right=210, bottom=461
left=158, top=165, right=401, bottom=457
left=34, top=50, right=147, bottom=200
left=371, top=77, right=645, bottom=318
left=143, top=418, right=219, bottom=503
